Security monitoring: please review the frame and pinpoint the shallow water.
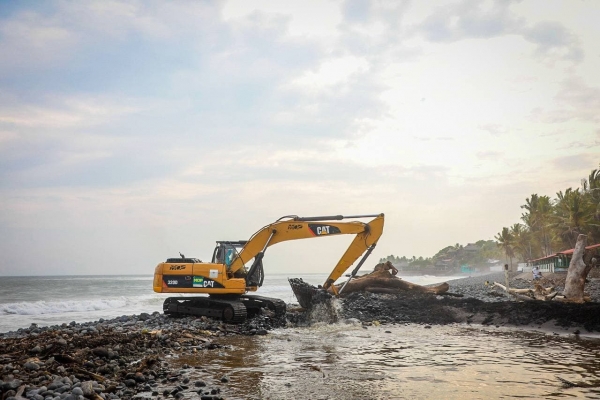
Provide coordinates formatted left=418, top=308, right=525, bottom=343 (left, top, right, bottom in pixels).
left=174, top=323, right=600, bottom=399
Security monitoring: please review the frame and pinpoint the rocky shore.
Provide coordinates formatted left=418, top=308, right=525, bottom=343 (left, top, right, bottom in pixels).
left=2, top=271, right=599, bottom=400
left=341, top=271, right=600, bottom=332
left=0, top=312, right=285, bottom=400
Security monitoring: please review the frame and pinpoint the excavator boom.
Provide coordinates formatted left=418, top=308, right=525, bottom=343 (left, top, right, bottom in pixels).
left=228, top=213, right=384, bottom=287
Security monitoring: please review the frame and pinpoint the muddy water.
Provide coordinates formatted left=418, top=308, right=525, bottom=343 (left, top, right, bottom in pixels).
left=174, top=323, right=600, bottom=400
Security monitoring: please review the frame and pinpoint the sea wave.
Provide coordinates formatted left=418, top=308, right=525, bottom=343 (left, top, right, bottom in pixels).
left=0, top=296, right=162, bottom=316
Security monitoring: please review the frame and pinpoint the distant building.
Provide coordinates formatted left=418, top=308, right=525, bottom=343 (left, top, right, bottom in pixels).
left=434, top=258, right=454, bottom=272
left=463, top=243, right=480, bottom=253
left=528, top=243, right=600, bottom=273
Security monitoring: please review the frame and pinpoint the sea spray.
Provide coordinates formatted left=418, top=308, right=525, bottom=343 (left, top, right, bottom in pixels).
left=306, top=297, right=341, bottom=324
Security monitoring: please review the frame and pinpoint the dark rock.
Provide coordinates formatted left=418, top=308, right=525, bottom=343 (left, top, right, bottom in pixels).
left=24, top=361, right=40, bottom=370
left=139, top=313, right=151, bottom=321
left=55, top=385, right=69, bottom=394
left=124, top=379, right=136, bottom=388
left=2, top=379, right=22, bottom=391
left=92, top=347, right=110, bottom=358
left=71, top=387, right=84, bottom=396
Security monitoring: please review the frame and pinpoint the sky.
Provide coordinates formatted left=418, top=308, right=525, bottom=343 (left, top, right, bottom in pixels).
left=0, top=0, right=599, bottom=276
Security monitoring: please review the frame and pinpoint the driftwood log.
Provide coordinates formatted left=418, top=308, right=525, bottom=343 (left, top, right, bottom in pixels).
left=563, top=234, right=592, bottom=303
left=330, top=261, right=450, bottom=296
left=492, top=281, right=559, bottom=301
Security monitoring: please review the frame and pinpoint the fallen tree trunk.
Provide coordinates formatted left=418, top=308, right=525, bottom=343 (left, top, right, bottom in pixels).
left=331, top=262, right=450, bottom=296
left=562, top=234, right=591, bottom=303
left=493, top=282, right=535, bottom=301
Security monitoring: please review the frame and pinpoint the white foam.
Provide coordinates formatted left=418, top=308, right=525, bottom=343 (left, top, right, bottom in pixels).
left=0, top=296, right=162, bottom=316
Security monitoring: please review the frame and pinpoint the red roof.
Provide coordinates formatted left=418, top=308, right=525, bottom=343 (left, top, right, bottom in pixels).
left=528, top=254, right=558, bottom=263
left=527, top=243, right=600, bottom=262
left=558, top=243, right=600, bottom=255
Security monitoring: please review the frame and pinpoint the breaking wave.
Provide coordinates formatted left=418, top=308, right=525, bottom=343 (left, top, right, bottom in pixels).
left=0, top=296, right=161, bottom=316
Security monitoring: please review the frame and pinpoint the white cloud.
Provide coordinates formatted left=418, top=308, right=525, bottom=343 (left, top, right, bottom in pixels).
left=0, top=96, right=142, bottom=129
left=0, top=0, right=599, bottom=275
left=0, top=11, right=77, bottom=71
left=289, top=56, right=370, bottom=90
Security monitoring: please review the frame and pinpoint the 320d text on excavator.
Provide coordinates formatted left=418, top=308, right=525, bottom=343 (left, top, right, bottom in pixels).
left=153, top=213, right=385, bottom=323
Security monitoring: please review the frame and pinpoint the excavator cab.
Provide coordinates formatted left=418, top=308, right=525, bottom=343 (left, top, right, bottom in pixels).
left=211, top=241, right=251, bottom=280
left=211, top=241, right=246, bottom=265
left=212, top=240, right=266, bottom=286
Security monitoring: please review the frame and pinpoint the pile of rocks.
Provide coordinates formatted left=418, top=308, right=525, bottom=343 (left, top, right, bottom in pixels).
left=443, top=270, right=600, bottom=303
left=337, top=272, right=600, bottom=332
left=0, top=311, right=284, bottom=400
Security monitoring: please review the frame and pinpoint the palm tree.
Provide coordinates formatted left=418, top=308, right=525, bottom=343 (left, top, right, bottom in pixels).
left=521, top=194, right=553, bottom=256
left=551, top=188, right=595, bottom=248
left=510, top=223, right=533, bottom=262
left=495, top=227, right=515, bottom=270
left=582, top=166, right=600, bottom=243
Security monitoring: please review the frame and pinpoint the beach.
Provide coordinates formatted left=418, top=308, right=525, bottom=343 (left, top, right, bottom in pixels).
left=1, top=271, right=600, bottom=399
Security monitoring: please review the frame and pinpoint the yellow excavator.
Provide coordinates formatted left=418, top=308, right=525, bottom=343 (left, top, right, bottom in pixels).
left=153, top=213, right=384, bottom=323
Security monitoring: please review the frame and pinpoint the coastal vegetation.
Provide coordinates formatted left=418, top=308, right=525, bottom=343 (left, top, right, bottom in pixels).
left=378, top=240, right=504, bottom=272
left=381, top=163, right=600, bottom=271
left=495, top=163, right=600, bottom=267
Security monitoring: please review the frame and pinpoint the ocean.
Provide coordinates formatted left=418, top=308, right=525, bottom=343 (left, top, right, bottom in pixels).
left=0, top=273, right=454, bottom=333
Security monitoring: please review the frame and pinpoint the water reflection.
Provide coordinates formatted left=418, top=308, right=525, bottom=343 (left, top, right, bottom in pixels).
left=173, top=323, right=600, bottom=399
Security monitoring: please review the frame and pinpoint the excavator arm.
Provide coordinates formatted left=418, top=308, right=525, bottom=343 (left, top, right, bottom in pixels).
left=228, top=213, right=385, bottom=289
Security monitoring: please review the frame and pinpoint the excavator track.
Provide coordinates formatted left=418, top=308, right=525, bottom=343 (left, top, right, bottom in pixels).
left=238, top=294, right=287, bottom=319
left=163, top=296, right=247, bottom=323
left=162, top=294, right=286, bottom=323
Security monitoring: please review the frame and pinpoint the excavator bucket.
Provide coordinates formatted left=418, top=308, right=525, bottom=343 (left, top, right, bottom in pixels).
left=288, top=278, right=333, bottom=309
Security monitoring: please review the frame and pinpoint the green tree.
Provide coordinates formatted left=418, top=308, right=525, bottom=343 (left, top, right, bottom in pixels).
left=510, top=223, right=533, bottom=262
left=551, top=188, right=595, bottom=248
left=495, top=227, right=515, bottom=270
left=582, top=165, right=600, bottom=243
left=521, top=194, right=553, bottom=257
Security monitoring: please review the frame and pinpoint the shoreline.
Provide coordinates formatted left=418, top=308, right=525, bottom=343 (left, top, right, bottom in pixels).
left=2, top=272, right=600, bottom=399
